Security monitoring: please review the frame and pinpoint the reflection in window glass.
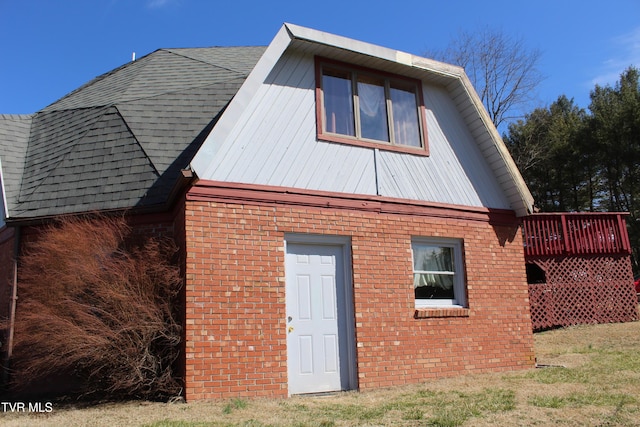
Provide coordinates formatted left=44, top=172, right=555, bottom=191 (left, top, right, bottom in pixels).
left=413, top=245, right=455, bottom=301
left=357, top=76, right=389, bottom=142
left=391, top=84, right=421, bottom=147
left=318, top=60, right=425, bottom=149
left=322, top=69, right=355, bottom=136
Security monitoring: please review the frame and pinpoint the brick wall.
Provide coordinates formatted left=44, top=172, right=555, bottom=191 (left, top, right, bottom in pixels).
left=183, top=195, right=535, bottom=401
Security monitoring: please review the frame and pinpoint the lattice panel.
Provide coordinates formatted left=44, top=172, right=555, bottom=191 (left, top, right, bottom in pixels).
left=527, top=254, right=638, bottom=331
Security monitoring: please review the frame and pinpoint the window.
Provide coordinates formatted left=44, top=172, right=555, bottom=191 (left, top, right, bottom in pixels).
left=316, top=58, right=428, bottom=153
left=412, top=238, right=466, bottom=308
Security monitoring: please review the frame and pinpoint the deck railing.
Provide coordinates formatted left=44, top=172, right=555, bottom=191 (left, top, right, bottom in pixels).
left=522, top=212, right=631, bottom=257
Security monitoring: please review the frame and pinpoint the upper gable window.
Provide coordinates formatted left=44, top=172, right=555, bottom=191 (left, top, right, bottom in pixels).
left=316, top=58, right=428, bottom=155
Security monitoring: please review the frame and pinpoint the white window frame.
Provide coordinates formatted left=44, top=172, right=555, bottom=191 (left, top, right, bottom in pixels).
left=411, top=237, right=467, bottom=308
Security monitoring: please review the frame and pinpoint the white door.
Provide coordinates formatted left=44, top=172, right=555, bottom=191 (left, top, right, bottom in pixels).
left=286, top=243, right=351, bottom=395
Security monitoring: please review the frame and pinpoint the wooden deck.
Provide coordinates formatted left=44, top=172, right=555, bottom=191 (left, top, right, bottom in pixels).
left=523, top=212, right=631, bottom=257
left=522, top=212, right=637, bottom=331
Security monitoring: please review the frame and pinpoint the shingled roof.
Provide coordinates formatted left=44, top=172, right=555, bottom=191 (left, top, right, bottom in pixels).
left=0, top=46, right=266, bottom=222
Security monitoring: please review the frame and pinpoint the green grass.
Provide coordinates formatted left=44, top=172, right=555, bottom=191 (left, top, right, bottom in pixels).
left=530, top=391, right=635, bottom=409
left=10, top=321, right=640, bottom=427
left=283, top=387, right=515, bottom=427
left=223, top=398, right=248, bottom=415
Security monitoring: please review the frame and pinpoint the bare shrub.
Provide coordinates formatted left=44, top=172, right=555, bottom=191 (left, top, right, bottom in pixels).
left=10, top=215, right=182, bottom=400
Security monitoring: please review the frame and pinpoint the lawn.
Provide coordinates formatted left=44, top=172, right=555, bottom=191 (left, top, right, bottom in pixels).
left=3, top=320, right=640, bottom=426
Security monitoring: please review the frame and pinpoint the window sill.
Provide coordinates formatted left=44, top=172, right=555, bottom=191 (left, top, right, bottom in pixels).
left=414, top=307, right=470, bottom=319
left=318, top=133, right=430, bottom=156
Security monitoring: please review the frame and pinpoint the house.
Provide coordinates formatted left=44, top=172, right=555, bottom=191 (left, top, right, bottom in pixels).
left=0, top=23, right=536, bottom=400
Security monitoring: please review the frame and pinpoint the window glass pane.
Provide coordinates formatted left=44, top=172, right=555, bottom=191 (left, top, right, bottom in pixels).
left=413, top=245, right=453, bottom=272
left=390, top=84, right=421, bottom=147
left=357, top=75, right=389, bottom=142
left=413, top=245, right=455, bottom=300
left=414, top=273, right=454, bottom=299
left=322, top=69, right=355, bottom=136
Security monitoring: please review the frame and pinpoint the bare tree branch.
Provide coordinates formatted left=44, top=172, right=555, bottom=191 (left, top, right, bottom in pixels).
left=428, top=27, right=544, bottom=129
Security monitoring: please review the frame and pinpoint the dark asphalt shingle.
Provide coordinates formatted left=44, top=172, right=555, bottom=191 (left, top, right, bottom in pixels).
left=0, top=46, right=266, bottom=220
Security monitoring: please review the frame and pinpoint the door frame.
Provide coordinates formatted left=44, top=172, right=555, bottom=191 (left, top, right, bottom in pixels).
left=284, top=233, right=358, bottom=395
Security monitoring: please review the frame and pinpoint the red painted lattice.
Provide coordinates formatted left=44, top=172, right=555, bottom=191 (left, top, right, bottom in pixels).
left=528, top=254, right=638, bottom=331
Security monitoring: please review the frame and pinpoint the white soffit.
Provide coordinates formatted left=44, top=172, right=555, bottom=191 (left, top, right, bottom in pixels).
left=285, top=23, right=463, bottom=85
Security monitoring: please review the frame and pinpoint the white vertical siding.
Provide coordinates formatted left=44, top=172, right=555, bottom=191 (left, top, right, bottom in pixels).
left=205, top=50, right=377, bottom=195
left=377, top=86, right=509, bottom=208
left=203, top=49, right=511, bottom=210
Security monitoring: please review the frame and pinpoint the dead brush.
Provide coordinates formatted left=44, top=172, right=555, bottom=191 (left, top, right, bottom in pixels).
left=9, top=215, right=183, bottom=400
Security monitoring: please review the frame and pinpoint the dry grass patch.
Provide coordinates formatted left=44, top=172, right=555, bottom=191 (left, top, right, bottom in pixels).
left=3, top=320, right=640, bottom=426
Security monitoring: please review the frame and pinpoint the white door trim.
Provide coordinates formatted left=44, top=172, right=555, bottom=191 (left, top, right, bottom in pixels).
left=284, top=234, right=358, bottom=395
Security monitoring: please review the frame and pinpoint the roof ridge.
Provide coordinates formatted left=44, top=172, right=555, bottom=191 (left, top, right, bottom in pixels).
left=114, top=74, right=248, bottom=107
left=0, top=113, right=34, bottom=120
left=18, top=106, right=111, bottom=201
left=163, top=45, right=266, bottom=51
left=42, top=51, right=160, bottom=112
left=113, top=105, right=161, bottom=178
left=160, top=47, right=255, bottom=76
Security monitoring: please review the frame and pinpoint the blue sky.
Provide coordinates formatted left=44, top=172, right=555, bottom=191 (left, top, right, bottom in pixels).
left=1, top=0, right=639, bottom=119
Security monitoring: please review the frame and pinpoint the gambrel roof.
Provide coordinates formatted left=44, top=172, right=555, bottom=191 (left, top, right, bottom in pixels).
left=192, top=24, right=534, bottom=216
left=0, top=46, right=266, bottom=222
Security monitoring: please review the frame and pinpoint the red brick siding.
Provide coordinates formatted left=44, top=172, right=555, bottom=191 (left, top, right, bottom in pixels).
left=127, top=214, right=176, bottom=243
left=184, top=200, right=535, bottom=401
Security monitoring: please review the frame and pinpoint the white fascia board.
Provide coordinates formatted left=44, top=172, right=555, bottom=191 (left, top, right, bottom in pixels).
left=456, top=72, right=534, bottom=216
left=285, top=23, right=464, bottom=80
left=190, top=25, right=295, bottom=178
left=285, top=23, right=401, bottom=64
